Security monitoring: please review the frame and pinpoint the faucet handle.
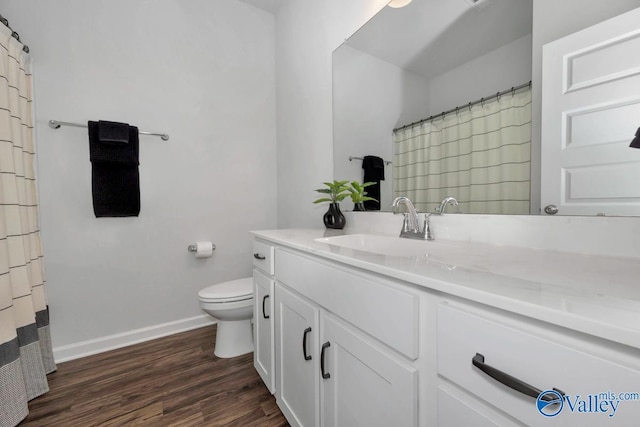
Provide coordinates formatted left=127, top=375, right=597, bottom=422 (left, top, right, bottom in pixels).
left=424, top=214, right=434, bottom=240
left=401, top=213, right=410, bottom=233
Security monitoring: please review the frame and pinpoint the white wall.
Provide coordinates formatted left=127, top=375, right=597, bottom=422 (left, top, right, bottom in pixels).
left=275, top=0, right=389, bottom=228
left=0, top=0, right=277, bottom=358
left=333, top=45, right=430, bottom=210
left=530, top=0, right=640, bottom=214
left=428, top=34, right=532, bottom=116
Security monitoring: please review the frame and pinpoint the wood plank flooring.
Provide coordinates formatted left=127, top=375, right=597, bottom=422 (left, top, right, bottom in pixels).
left=20, top=325, right=289, bottom=426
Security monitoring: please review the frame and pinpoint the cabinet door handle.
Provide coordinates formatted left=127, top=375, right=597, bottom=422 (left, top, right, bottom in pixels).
left=320, top=341, right=331, bottom=379
left=262, top=295, right=270, bottom=319
left=472, top=353, right=564, bottom=401
left=302, top=327, right=312, bottom=361
left=253, top=253, right=266, bottom=260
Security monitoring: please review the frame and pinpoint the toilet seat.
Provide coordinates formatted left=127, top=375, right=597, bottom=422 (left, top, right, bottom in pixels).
left=198, top=277, right=253, bottom=303
left=197, top=276, right=254, bottom=358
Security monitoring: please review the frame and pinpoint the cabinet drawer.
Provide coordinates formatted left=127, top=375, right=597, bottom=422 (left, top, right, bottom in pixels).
left=276, top=248, right=419, bottom=359
left=253, top=240, right=275, bottom=275
left=437, top=303, right=640, bottom=426
left=438, top=384, right=520, bottom=427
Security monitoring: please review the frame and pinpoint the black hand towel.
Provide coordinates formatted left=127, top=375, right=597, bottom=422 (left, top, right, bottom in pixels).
left=88, top=121, right=140, bottom=217
left=630, top=127, right=640, bottom=149
left=362, top=155, right=385, bottom=211
left=98, top=120, right=130, bottom=144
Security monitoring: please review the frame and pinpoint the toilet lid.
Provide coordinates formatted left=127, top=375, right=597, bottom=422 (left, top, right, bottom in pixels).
left=198, top=277, right=253, bottom=302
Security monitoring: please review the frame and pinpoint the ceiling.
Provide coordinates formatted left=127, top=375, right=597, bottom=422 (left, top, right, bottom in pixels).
left=345, top=0, right=533, bottom=80
left=238, top=0, right=285, bottom=14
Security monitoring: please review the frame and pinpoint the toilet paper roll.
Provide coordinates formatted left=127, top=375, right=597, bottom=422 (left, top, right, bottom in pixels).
left=194, top=241, right=214, bottom=258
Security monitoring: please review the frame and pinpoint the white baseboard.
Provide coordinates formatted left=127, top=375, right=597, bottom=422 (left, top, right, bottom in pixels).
left=53, top=315, right=217, bottom=363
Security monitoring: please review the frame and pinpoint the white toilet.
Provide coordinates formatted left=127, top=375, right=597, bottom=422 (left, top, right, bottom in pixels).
left=198, top=277, right=254, bottom=358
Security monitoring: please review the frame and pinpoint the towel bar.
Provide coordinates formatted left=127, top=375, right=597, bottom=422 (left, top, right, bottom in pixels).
left=49, top=120, right=170, bottom=141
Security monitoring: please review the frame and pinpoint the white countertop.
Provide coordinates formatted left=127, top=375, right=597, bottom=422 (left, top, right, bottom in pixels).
left=252, top=228, right=640, bottom=350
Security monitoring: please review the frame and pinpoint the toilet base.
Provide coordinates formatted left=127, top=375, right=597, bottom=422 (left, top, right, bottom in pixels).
left=214, top=319, right=254, bottom=358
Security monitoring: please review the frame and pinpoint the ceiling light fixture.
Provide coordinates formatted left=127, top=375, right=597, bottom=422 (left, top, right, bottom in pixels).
left=387, top=0, right=413, bottom=8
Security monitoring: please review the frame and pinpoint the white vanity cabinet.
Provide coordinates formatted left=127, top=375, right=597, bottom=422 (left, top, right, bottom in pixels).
left=253, top=240, right=275, bottom=393
left=253, top=230, right=640, bottom=427
left=274, top=248, right=419, bottom=427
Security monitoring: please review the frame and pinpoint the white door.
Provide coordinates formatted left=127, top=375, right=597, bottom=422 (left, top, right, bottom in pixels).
left=254, top=270, right=274, bottom=393
left=275, top=284, right=320, bottom=427
left=541, top=6, right=640, bottom=216
left=320, top=313, right=417, bottom=427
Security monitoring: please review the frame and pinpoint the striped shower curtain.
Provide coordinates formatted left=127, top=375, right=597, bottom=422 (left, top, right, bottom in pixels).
left=393, top=88, right=532, bottom=214
left=1, top=23, right=55, bottom=427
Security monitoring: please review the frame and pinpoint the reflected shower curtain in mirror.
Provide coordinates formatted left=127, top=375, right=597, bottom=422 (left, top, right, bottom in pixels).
left=1, top=24, right=55, bottom=427
left=393, top=88, right=531, bottom=215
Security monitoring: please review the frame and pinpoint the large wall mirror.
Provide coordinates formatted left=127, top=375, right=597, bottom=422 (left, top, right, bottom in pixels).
left=333, top=0, right=640, bottom=216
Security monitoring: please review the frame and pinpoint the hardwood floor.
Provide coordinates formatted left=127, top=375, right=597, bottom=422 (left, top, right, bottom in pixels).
left=20, top=325, right=289, bottom=426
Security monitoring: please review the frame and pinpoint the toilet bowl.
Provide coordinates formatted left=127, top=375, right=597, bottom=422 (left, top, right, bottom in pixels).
left=198, top=277, right=254, bottom=358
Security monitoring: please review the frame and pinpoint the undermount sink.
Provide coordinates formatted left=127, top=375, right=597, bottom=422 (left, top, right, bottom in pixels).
left=314, top=234, right=431, bottom=257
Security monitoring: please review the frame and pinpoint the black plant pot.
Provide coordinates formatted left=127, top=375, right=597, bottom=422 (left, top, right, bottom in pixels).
left=323, top=203, right=346, bottom=229
left=353, top=202, right=366, bottom=212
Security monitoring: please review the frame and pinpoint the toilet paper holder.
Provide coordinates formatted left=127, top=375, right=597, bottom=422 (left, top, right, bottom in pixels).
left=187, top=243, right=216, bottom=252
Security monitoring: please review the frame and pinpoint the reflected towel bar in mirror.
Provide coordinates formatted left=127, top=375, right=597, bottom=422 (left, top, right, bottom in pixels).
left=349, top=156, right=392, bottom=165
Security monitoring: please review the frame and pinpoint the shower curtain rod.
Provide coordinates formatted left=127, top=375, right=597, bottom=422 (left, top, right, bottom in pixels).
left=393, top=80, right=532, bottom=133
left=49, top=120, right=170, bottom=141
left=0, top=14, right=30, bottom=53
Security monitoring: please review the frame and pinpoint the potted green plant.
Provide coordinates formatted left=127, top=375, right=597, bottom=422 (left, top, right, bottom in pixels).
left=349, top=181, right=378, bottom=211
left=313, top=180, right=350, bottom=229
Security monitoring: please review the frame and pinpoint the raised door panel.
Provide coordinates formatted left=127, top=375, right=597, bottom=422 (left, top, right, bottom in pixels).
left=253, top=269, right=274, bottom=393
left=275, top=284, right=320, bottom=427
left=541, top=6, right=640, bottom=215
left=320, top=313, right=417, bottom=427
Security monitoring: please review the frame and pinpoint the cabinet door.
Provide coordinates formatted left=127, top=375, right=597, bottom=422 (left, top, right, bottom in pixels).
left=276, top=284, right=320, bottom=427
left=254, top=270, right=274, bottom=393
left=320, top=314, right=418, bottom=427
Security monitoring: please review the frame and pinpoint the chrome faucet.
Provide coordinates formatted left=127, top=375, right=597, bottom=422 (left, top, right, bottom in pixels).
left=436, top=197, right=459, bottom=214
left=391, top=196, right=433, bottom=240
